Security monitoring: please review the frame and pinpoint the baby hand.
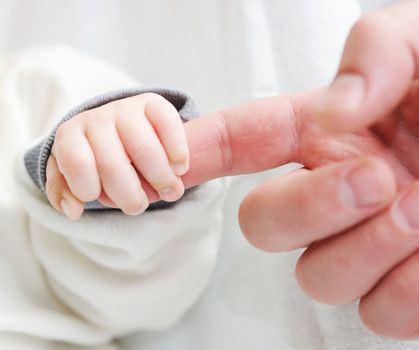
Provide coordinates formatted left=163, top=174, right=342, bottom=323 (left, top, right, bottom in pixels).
left=45, top=93, right=189, bottom=219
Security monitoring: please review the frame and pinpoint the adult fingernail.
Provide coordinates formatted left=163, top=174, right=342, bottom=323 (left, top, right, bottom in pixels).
left=394, top=184, right=419, bottom=231
left=343, top=160, right=388, bottom=208
left=316, top=74, right=365, bottom=115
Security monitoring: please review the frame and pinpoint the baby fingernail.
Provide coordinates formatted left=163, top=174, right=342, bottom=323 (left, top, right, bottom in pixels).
left=171, top=145, right=189, bottom=176
left=317, top=74, right=364, bottom=115
left=343, top=160, right=388, bottom=208
left=159, top=179, right=185, bottom=202
left=126, top=204, right=148, bottom=216
left=159, top=187, right=179, bottom=202
left=172, top=161, right=188, bottom=176
left=394, top=185, right=419, bottom=231
left=172, top=145, right=189, bottom=160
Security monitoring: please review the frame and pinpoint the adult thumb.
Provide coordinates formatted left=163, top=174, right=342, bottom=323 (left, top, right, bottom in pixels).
left=315, top=1, right=419, bottom=132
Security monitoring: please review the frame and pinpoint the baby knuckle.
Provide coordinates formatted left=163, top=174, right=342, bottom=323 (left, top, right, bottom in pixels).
left=96, top=158, right=120, bottom=178
left=159, top=118, right=183, bottom=135
left=72, top=110, right=90, bottom=123
left=62, top=153, right=91, bottom=176
left=86, top=110, right=113, bottom=127
left=115, top=96, right=145, bottom=113
left=145, top=93, right=177, bottom=111
left=114, top=112, right=133, bottom=129
left=82, top=112, right=99, bottom=129
left=130, top=142, right=154, bottom=161
left=142, top=92, right=164, bottom=102
left=55, top=122, right=72, bottom=141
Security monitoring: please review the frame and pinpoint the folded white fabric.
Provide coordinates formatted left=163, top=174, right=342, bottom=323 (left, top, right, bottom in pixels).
left=0, top=46, right=227, bottom=347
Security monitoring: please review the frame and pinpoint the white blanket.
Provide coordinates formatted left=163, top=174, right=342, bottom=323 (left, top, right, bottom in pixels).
left=0, top=47, right=226, bottom=349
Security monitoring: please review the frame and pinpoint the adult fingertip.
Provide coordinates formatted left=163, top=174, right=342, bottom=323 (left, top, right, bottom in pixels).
left=315, top=8, right=416, bottom=134
left=358, top=298, right=401, bottom=338
left=358, top=300, right=376, bottom=334
left=296, top=268, right=338, bottom=305
left=314, top=73, right=366, bottom=132
left=238, top=191, right=279, bottom=253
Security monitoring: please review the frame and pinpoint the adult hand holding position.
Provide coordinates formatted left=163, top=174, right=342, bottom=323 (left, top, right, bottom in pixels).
left=186, top=0, right=419, bottom=339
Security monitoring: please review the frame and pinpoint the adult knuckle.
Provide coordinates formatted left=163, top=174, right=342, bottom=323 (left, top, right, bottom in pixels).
left=358, top=225, right=383, bottom=254
left=213, top=111, right=233, bottom=174
left=350, top=11, right=388, bottom=39
left=391, top=267, right=419, bottom=304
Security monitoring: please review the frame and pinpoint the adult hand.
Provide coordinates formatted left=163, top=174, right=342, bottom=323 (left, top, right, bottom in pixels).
left=182, top=0, right=419, bottom=339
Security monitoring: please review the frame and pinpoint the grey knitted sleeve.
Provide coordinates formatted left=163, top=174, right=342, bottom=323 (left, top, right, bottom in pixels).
left=24, top=87, right=199, bottom=211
